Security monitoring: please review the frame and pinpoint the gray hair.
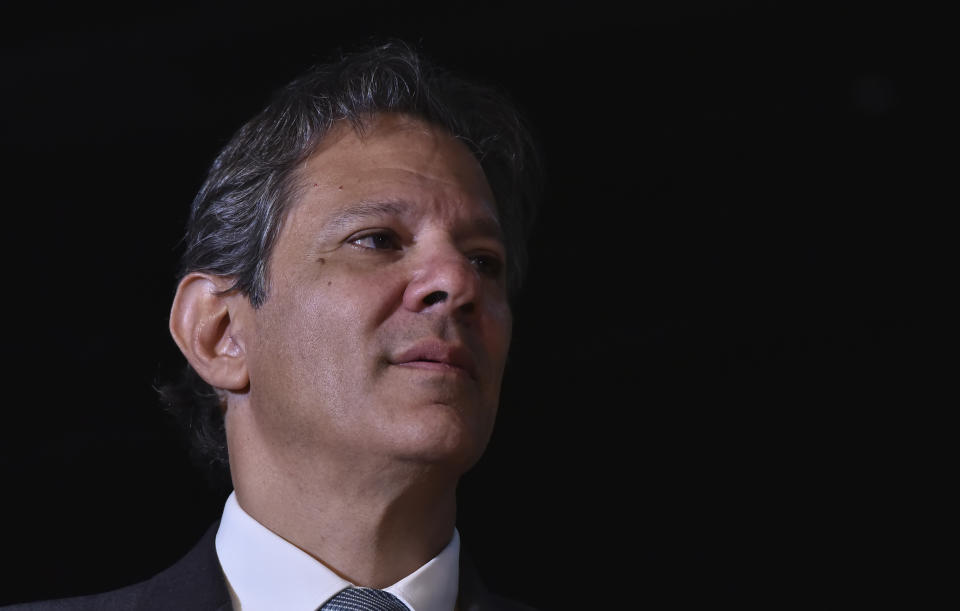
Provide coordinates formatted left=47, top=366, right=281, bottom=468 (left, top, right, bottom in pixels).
left=183, top=40, right=540, bottom=306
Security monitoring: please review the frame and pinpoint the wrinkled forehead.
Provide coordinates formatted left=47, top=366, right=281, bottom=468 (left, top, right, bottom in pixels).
left=290, top=113, right=500, bottom=224
left=311, top=113, right=486, bottom=176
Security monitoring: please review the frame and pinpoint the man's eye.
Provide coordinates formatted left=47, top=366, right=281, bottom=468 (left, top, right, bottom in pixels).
left=470, top=254, right=504, bottom=277
left=350, top=232, right=400, bottom=250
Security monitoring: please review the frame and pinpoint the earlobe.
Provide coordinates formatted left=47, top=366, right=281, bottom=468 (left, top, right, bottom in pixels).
left=169, top=273, right=250, bottom=392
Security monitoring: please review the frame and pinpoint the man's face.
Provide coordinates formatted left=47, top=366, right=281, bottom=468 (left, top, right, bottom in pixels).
left=235, top=114, right=512, bottom=474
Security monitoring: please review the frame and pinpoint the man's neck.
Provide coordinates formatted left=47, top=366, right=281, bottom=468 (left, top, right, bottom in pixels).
left=231, top=455, right=459, bottom=589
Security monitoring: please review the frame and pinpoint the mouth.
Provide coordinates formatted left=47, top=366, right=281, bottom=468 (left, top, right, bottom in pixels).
left=390, top=340, right=477, bottom=380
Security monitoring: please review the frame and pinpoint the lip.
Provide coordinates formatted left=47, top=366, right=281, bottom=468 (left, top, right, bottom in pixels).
left=390, top=339, right=477, bottom=379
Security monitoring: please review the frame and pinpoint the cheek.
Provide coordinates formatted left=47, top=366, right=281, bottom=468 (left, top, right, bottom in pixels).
left=325, top=262, right=409, bottom=326
left=261, top=268, right=408, bottom=390
left=280, top=262, right=399, bottom=323
left=485, top=301, right=513, bottom=373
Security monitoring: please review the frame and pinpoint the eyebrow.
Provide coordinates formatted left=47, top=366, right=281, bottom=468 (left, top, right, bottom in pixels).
left=320, top=199, right=505, bottom=244
left=322, top=200, right=411, bottom=236
left=454, top=215, right=504, bottom=245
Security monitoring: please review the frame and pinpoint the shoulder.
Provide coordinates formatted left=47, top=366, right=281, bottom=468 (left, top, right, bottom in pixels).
left=1, top=523, right=230, bottom=611
left=0, top=583, right=150, bottom=611
left=466, top=593, right=538, bottom=611
left=457, top=550, right=538, bottom=611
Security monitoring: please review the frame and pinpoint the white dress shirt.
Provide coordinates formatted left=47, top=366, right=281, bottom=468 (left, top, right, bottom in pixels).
left=215, top=492, right=460, bottom=611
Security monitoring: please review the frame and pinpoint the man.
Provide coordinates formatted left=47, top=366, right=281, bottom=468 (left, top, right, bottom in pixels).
left=6, top=42, right=540, bottom=610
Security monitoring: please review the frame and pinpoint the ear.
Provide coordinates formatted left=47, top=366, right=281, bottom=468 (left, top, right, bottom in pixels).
left=169, top=273, right=250, bottom=392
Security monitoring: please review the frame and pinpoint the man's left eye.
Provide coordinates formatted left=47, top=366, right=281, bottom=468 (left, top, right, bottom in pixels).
left=351, top=232, right=400, bottom=250
left=470, top=254, right=504, bottom=277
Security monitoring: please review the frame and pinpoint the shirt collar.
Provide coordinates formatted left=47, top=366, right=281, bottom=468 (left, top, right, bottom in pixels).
left=215, top=491, right=459, bottom=611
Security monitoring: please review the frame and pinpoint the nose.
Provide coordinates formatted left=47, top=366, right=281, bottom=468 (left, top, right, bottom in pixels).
left=402, top=244, right=480, bottom=317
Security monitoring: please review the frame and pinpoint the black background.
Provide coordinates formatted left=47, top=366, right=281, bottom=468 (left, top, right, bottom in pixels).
left=0, top=2, right=944, bottom=608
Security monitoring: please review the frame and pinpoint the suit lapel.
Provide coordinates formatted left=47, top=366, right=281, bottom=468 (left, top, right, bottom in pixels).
left=138, top=521, right=232, bottom=611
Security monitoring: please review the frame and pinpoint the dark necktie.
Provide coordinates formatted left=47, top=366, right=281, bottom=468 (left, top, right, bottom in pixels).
left=319, top=587, right=410, bottom=611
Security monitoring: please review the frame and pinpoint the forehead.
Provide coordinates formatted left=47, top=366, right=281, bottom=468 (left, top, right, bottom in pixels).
left=289, top=114, right=499, bottom=227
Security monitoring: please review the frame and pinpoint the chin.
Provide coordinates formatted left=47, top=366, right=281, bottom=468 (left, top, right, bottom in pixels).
left=391, top=402, right=494, bottom=471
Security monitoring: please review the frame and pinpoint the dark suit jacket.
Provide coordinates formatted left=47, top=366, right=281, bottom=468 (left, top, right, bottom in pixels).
left=2, top=523, right=535, bottom=611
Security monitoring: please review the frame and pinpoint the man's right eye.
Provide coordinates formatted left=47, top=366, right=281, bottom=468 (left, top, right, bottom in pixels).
left=349, top=231, right=400, bottom=250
